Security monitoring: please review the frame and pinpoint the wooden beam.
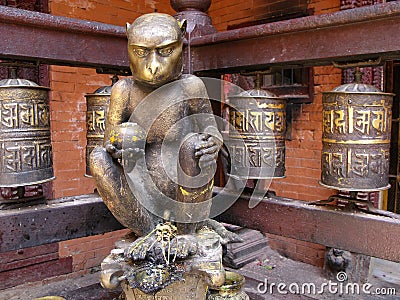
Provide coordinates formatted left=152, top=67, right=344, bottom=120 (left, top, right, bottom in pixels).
left=1, top=3, right=400, bottom=71
left=215, top=189, right=400, bottom=263
left=0, top=194, right=123, bottom=252
left=1, top=191, right=400, bottom=263
left=0, top=6, right=129, bottom=71
left=191, top=2, right=400, bottom=73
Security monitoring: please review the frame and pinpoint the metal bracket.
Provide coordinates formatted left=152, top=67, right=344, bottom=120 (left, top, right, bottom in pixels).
left=332, top=57, right=383, bottom=69
left=309, top=194, right=400, bottom=220
left=96, top=67, right=131, bottom=76
left=0, top=59, right=40, bottom=68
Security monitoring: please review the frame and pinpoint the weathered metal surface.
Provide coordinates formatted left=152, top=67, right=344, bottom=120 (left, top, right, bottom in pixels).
left=1, top=4, right=400, bottom=71
left=121, top=273, right=208, bottom=300
left=208, top=271, right=249, bottom=300
left=229, top=89, right=286, bottom=178
left=0, top=6, right=129, bottom=71
left=0, top=78, right=54, bottom=187
left=191, top=2, right=400, bottom=73
left=214, top=188, right=400, bottom=262
left=171, top=0, right=216, bottom=39
left=321, top=81, right=394, bottom=191
left=0, top=194, right=124, bottom=252
left=85, top=85, right=112, bottom=176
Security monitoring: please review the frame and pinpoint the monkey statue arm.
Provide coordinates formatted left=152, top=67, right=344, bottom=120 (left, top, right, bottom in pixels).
left=89, top=78, right=160, bottom=237
left=103, top=78, right=135, bottom=160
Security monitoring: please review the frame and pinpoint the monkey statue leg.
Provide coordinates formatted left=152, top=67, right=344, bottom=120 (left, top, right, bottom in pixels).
left=177, top=134, right=243, bottom=244
left=176, top=133, right=214, bottom=234
left=89, top=146, right=159, bottom=237
left=123, top=133, right=215, bottom=261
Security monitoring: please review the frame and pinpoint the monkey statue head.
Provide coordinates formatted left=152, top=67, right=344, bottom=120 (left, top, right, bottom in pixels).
left=126, top=13, right=186, bottom=87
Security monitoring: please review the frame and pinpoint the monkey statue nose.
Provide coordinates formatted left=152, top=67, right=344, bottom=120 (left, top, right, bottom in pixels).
left=148, top=65, right=158, bottom=75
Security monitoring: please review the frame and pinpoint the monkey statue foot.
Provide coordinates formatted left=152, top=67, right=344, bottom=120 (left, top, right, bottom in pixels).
left=101, top=223, right=226, bottom=295
left=124, top=222, right=198, bottom=262
left=203, top=219, right=244, bottom=245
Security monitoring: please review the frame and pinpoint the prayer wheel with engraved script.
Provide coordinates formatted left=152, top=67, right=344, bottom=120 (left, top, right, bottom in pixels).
left=85, top=77, right=117, bottom=176
left=0, top=77, right=54, bottom=187
left=229, top=88, right=286, bottom=179
left=320, top=75, right=394, bottom=191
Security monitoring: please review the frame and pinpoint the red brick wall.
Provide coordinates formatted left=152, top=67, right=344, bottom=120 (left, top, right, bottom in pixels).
left=59, top=229, right=130, bottom=274
left=49, top=67, right=109, bottom=198
left=0, top=229, right=130, bottom=290
left=267, top=233, right=326, bottom=267
left=49, top=0, right=174, bottom=24
left=0, top=243, right=72, bottom=290
left=309, top=0, right=341, bottom=14
left=209, top=1, right=253, bottom=31
left=48, top=0, right=174, bottom=198
left=209, top=0, right=311, bottom=31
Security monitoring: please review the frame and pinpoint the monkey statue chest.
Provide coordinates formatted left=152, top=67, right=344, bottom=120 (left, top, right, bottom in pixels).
left=144, top=101, right=191, bottom=144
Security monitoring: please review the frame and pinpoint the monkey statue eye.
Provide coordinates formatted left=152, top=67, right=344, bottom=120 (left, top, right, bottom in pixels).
left=158, top=47, right=174, bottom=57
left=133, top=48, right=149, bottom=57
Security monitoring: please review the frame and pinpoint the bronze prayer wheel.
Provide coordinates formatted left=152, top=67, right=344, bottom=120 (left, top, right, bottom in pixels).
left=228, top=89, right=286, bottom=179
left=0, top=78, right=54, bottom=187
left=85, top=84, right=112, bottom=177
left=320, top=82, right=394, bottom=191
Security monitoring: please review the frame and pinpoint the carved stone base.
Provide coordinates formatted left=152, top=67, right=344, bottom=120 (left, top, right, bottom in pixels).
left=121, top=273, right=208, bottom=300
left=100, top=227, right=226, bottom=300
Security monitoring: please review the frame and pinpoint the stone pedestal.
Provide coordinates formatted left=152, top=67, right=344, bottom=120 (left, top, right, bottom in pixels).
left=121, top=273, right=208, bottom=300
left=100, top=227, right=226, bottom=300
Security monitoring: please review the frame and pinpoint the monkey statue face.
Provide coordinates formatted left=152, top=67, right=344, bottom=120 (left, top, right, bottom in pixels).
left=126, top=13, right=186, bottom=87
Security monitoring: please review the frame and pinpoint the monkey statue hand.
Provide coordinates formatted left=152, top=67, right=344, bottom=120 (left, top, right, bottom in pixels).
left=105, top=122, right=146, bottom=172
left=195, top=132, right=223, bottom=169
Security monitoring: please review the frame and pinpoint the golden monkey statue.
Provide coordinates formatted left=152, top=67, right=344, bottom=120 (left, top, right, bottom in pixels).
left=90, top=13, right=240, bottom=297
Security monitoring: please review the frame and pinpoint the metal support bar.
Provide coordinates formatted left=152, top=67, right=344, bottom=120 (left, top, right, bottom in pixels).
left=0, top=194, right=123, bottom=253
left=1, top=191, right=400, bottom=263
left=191, top=2, right=400, bottom=73
left=0, top=6, right=129, bottom=71
left=215, top=188, right=400, bottom=263
left=1, top=3, right=400, bottom=70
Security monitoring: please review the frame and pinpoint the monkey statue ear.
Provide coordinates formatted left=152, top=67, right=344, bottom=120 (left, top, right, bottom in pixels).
left=126, top=22, right=131, bottom=36
left=177, top=19, right=187, bottom=36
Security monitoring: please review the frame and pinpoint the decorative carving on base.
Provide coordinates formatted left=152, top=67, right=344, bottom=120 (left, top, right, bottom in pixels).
left=100, top=226, right=225, bottom=300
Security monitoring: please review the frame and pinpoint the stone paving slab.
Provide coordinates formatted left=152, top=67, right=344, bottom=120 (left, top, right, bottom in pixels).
left=238, top=246, right=400, bottom=300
